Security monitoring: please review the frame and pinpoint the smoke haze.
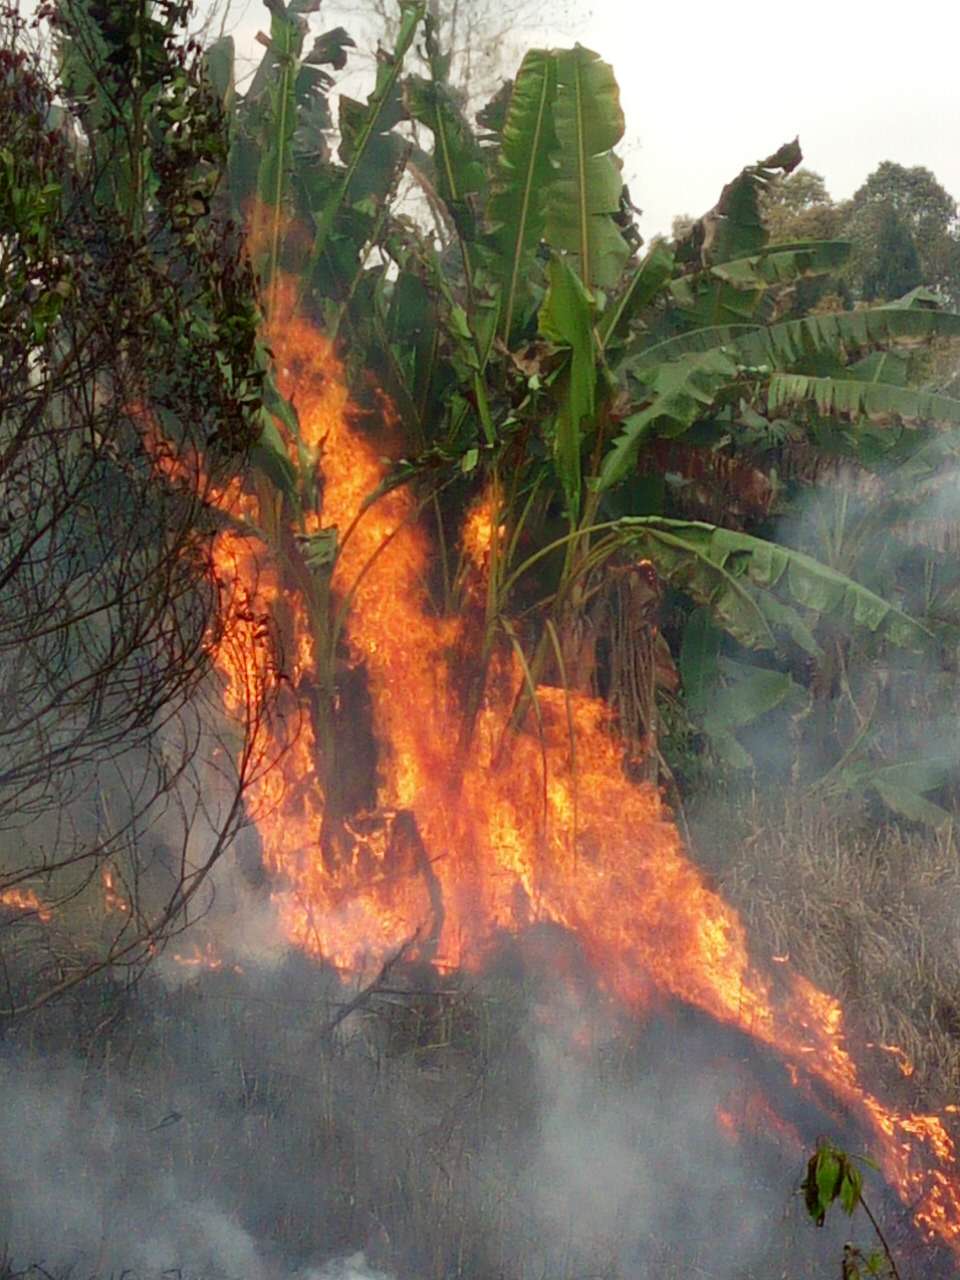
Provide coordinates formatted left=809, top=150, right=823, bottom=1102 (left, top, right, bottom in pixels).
left=1, top=913, right=874, bottom=1280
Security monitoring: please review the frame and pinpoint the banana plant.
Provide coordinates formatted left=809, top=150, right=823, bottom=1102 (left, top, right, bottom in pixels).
left=379, top=45, right=960, bottom=804
left=206, top=0, right=432, bottom=831
left=224, top=9, right=960, bottom=817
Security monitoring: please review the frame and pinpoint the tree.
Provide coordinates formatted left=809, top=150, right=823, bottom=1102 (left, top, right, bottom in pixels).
left=861, top=204, right=922, bottom=301
left=763, top=161, right=960, bottom=309
left=324, top=0, right=573, bottom=107
left=761, top=167, right=842, bottom=244
left=843, top=161, right=960, bottom=305
left=0, top=0, right=270, bottom=1016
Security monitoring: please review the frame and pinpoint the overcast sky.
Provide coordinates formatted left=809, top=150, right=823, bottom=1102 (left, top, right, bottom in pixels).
left=215, top=0, right=959, bottom=238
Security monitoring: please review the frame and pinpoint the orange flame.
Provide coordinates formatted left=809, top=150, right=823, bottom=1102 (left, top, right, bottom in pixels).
left=173, top=941, right=242, bottom=974
left=0, top=887, right=51, bottom=923
left=205, top=294, right=960, bottom=1258
left=102, top=866, right=130, bottom=915
left=715, top=1089, right=803, bottom=1152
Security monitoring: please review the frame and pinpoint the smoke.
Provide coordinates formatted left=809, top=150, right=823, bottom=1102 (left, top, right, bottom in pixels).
left=0, top=928, right=867, bottom=1280
left=0, top=1060, right=264, bottom=1278
left=307, top=1253, right=395, bottom=1280
left=683, top=460, right=960, bottom=1115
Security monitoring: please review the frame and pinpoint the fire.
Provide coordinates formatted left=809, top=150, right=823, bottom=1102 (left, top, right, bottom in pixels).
left=102, top=866, right=129, bottom=914
left=173, top=941, right=243, bottom=973
left=868, top=1041, right=917, bottom=1079
left=206, top=295, right=960, bottom=1257
left=715, top=1088, right=804, bottom=1152
left=0, top=887, right=51, bottom=923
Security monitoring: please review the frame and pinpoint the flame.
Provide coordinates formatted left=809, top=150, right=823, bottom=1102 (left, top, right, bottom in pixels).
left=0, top=887, right=51, bottom=923
left=102, top=866, right=129, bottom=914
left=868, top=1041, right=917, bottom=1079
left=173, top=941, right=242, bottom=973
left=716, top=1088, right=804, bottom=1152
left=204, top=294, right=960, bottom=1257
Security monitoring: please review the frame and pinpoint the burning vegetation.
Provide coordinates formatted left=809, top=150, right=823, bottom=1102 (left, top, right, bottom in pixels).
left=200, top=303, right=960, bottom=1266
left=7, top=1, right=960, bottom=1277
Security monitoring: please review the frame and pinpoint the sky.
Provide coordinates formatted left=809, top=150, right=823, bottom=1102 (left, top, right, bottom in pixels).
left=205, top=0, right=960, bottom=238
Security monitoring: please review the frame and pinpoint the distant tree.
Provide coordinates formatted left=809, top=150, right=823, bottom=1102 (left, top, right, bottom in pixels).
left=843, top=161, right=960, bottom=304
left=759, top=169, right=849, bottom=315
left=761, top=161, right=960, bottom=308
left=327, top=0, right=573, bottom=107
left=761, top=168, right=842, bottom=243
left=861, top=204, right=922, bottom=301
left=671, top=212, right=695, bottom=241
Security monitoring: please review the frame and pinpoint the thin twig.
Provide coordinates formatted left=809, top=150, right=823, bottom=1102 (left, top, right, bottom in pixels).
left=320, top=929, right=422, bottom=1038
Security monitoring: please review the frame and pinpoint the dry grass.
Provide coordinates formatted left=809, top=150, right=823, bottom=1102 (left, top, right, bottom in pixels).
left=697, top=793, right=960, bottom=1106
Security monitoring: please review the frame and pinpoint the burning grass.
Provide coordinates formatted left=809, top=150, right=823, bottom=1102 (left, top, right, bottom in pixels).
left=699, top=794, right=960, bottom=1109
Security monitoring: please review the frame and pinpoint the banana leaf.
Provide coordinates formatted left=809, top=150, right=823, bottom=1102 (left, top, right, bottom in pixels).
left=487, top=48, right=557, bottom=343
left=626, top=306, right=960, bottom=387
left=598, top=240, right=674, bottom=350
left=539, top=256, right=597, bottom=517
left=709, top=240, right=850, bottom=287
left=405, top=42, right=485, bottom=244
left=768, top=374, right=960, bottom=426
left=544, top=46, right=629, bottom=289
left=205, top=36, right=235, bottom=113
left=616, top=516, right=932, bottom=653
left=668, top=273, right=768, bottom=326
left=628, top=326, right=760, bottom=374
left=696, top=656, right=807, bottom=770
left=824, top=755, right=954, bottom=828
left=675, top=139, right=802, bottom=268
left=305, top=2, right=424, bottom=278
left=679, top=608, right=722, bottom=717
left=743, top=307, right=960, bottom=367
left=253, top=3, right=306, bottom=295
left=599, top=348, right=742, bottom=491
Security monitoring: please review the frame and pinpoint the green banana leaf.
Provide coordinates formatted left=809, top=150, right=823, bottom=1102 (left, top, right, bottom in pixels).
left=768, top=374, right=960, bottom=426
left=405, top=33, right=486, bottom=245
left=743, top=306, right=960, bottom=367
left=544, top=46, right=629, bottom=290
left=487, top=48, right=558, bottom=344
left=253, top=2, right=306, bottom=294
left=628, top=326, right=760, bottom=374
left=616, top=516, right=932, bottom=653
left=624, top=309, right=960, bottom=407
left=539, top=256, right=597, bottom=517
left=381, top=267, right=443, bottom=438
left=700, top=657, right=807, bottom=770
left=675, top=139, right=802, bottom=267
left=305, top=2, right=424, bottom=277
left=668, top=240, right=850, bottom=328
left=709, top=240, right=850, bottom=288
left=599, top=348, right=742, bottom=490
left=824, top=756, right=954, bottom=828
left=251, top=413, right=298, bottom=497
left=205, top=36, right=235, bottom=113
left=846, top=351, right=910, bottom=386
left=679, top=608, right=722, bottom=718
left=669, top=275, right=768, bottom=326
left=598, top=240, right=674, bottom=350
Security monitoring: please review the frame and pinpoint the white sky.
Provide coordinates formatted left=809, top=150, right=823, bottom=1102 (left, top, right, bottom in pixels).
left=159, top=0, right=960, bottom=238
